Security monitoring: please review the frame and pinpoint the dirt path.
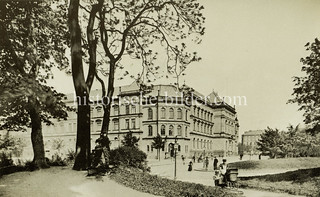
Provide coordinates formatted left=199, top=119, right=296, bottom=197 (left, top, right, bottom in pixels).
left=0, top=167, right=157, bottom=197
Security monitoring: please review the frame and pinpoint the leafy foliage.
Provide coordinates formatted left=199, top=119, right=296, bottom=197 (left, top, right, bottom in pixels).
left=257, top=127, right=284, bottom=158
left=289, top=38, right=320, bottom=134
left=151, top=134, right=165, bottom=150
left=121, top=131, right=140, bottom=147
left=109, top=146, right=148, bottom=171
left=257, top=125, right=320, bottom=158
left=0, top=1, right=71, bottom=131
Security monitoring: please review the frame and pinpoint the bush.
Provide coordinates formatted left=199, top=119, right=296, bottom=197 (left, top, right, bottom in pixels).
left=109, top=167, right=239, bottom=197
left=109, top=146, right=149, bottom=171
left=0, top=151, right=13, bottom=167
left=48, top=153, right=67, bottom=166
left=66, top=149, right=76, bottom=162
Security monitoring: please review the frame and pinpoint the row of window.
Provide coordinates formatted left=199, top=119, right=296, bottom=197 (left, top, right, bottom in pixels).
left=148, top=125, right=188, bottom=137
left=148, top=107, right=186, bottom=120
left=193, top=120, right=214, bottom=135
left=146, top=144, right=189, bottom=153
left=192, top=138, right=214, bottom=150
left=193, top=106, right=213, bottom=121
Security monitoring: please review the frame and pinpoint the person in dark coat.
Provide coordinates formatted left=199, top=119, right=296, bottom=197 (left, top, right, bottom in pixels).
left=213, top=156, right=218, bottom=170
left=188, top=161, right=193, bottom=171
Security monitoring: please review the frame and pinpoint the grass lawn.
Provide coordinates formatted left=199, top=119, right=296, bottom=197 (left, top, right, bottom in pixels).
left=229, top=157, right=320, bottom=170
left=229, top=157, right=320, bottom=196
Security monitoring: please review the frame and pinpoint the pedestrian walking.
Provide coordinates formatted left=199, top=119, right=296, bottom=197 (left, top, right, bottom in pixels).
left=213, top=156, right=218, bottom=170
left=181, top=155, right=185, bottom=165
left=192, top=155, right=196, bottom=163
left=188, top=161, right=193, bottom=171
left=205, top=157, right=209, bottom=170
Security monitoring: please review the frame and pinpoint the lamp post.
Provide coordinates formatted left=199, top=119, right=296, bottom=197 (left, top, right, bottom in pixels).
left=174, top=136, right=178, bottom=180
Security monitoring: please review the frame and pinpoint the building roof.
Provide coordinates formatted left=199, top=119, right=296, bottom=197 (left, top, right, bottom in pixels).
left=242, top=130, right=264, bottom=136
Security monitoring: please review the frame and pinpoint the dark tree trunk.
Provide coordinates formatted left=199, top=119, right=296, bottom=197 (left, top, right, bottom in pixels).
left=69, top=0, right=92, bottom=170
left=101, top=61, right=116, bottom=135
left=73, top=95, right=91, bottom=170
left=29, top=103, right=49, bottom=169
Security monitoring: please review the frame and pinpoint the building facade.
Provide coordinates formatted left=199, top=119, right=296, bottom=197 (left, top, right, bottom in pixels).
left=241, top=130, right=264, bottom=154
left=18, top=82, right=240, bottom=160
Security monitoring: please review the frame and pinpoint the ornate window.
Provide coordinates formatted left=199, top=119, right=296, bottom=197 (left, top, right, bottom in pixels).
left=169, top=108, right=174, bottom=119
left=125, top=119, right=129, bottom=129
left=177, top=108, right=182, bottom=119
left=131, top=119, right=136, bottom=129
left=177, top=125, right=182, bottom=136
left=148, top=108, right=153, bottom=119
left=131, top=105, right=136, bottom=114
left=148, top=125, right=153, bottom=136
left=161, top=107, right=166, bottom=119
left=161, top=125, right=166, bottom=136
left=113, top=105, right=119, bottom=116
left=169, top=125, right=174, bottom=136
left=113, top=119, right=119, bottom=130
left=125, top=105, right=130, bottom=114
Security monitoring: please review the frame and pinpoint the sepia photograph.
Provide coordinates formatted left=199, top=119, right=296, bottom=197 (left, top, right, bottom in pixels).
left=0, top=0, right=320, bottom=196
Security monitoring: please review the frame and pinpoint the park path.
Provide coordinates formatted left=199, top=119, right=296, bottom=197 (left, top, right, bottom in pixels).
left=149, top=157, right=305, bottom=197
left=0, top=167, right=157, bottom=197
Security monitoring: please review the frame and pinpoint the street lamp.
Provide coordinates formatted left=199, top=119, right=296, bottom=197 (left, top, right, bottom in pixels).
left=174, top=136, right=178, bottom=180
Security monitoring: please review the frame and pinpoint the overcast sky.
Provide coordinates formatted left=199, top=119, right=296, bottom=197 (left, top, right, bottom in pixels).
left=49, top=0, right=320, bottom=134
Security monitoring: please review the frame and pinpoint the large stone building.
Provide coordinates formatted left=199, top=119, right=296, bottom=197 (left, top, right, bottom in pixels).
left=18, top=82, right=240, bottom=160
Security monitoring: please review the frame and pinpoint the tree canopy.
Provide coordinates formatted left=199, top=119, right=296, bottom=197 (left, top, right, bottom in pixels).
left=0, top=1, right=71, bottom=168
left=289, top=38, right=320, bottom=134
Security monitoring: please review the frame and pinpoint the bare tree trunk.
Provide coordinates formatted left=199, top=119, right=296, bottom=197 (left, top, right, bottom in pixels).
left=101, top=61, right=116, bottom=135
left=73, top=95, right=91, bottom=170
left=69, top=0, right=91, bottom=170
left=29, top=102, right=49, bottom=169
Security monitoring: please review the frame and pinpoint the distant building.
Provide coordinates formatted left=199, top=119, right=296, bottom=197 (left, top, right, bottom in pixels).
left=15, top=81, right=240, bottom=159
left=241, top=130, right=264, bottom=154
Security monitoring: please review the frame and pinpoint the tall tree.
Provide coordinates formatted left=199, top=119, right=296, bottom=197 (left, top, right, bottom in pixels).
left=94, top=0, right=205, bottom=142
left=0, top=1, right=70, bottom=168
left=68, top=0, right=104, bottom=170
left=289, top=38, right=320, bottom=134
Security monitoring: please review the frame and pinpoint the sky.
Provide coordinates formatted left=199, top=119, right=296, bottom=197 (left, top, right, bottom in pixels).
left=49, top=0, right=320, bottom=134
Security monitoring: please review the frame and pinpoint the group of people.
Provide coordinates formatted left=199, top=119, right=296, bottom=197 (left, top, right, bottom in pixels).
left=186, top=155, right=228, bottom=174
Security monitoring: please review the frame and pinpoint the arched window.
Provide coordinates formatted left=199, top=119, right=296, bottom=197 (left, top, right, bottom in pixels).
left=148, top=125, right=153, bottom=136
left=197, top=139, right=199, bottom=149
left=113, top=119, right=119, bottom=130
left=147, top=145, right=150, bottom=152
left=178, top=145, right=181, bottom=152
left=177, top=108, right=182, bottom=119
left=161, top=125, right=166, bottom=136
left=148, top=108, right=153, bottom=119
left=96, top=119, right=102, bottom=127
left=169, top=125, right=174, bottom=136
left=113, top=105, right=119, bottom=116
left=161, top=107, right=166, bottom=119
left=193, top=138, right=195, bottom=148
left=177, top=125, right=182, bottom=136
left=96, top=106, right=103, bottom=116
left=169, top=108, right=174, bottom=119
left=131, top=105, right=136, bottom=114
